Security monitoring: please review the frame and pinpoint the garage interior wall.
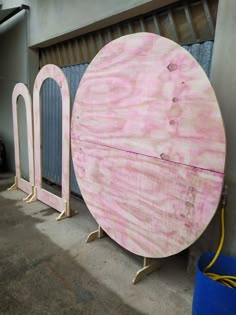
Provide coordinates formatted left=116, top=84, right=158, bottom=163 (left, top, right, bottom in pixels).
left=211, top=0, right=236, bottom=257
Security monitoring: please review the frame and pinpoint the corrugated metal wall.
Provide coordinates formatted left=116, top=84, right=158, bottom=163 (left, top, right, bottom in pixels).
left=41, top=64, right=88, bottom=195
left=41, top=41, right=214, bottom=195
left=183, top=40, right=213, bottom=76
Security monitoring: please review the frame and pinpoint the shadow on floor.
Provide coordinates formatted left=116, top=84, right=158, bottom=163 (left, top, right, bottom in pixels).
left=0, top=193, right=143, bottom=315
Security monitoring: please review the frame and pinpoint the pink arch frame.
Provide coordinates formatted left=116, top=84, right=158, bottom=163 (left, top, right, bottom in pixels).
left=9, top=83, right=34, bottom=199
left=33, top=64, right=71, bottom=217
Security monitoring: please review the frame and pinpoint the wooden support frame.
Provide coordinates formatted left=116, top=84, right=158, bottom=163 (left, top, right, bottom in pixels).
left=86, top=225, right=161, bottom=284
left=33, top=64, right=71, bottom=218
left=133, top=257, right=161, bottom=285
left=8, top=83, right=35, bottom=202
left=86, top=225, right=106, bottom=243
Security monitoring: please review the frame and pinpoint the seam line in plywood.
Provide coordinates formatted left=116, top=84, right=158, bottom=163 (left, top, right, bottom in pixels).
left=74, top=138, right=224, bottom=176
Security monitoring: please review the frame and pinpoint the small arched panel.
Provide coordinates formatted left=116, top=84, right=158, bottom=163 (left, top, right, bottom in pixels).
left=11, top=83, right=34, bottom=195
left=33, top=64, right=71, bottom=214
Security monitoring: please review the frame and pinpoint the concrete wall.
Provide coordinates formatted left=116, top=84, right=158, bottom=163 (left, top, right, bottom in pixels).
left=0, top=11, right=29, bottom=176
left=2, top=0, right=177, bottom=47
left=211, top=0, right=236, bottom=256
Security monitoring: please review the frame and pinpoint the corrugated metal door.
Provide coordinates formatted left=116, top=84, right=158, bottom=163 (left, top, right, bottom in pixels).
left=41, top=41, right=213, bottom=196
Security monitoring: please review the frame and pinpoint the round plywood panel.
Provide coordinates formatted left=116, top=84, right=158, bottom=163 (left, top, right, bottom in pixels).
left=71, top=33, right=225, bottom=258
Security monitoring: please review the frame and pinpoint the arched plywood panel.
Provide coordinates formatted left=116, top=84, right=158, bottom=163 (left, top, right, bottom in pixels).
left=33, top=64, right=71, bottom=216
left=9, top=83, right=34, bottom=199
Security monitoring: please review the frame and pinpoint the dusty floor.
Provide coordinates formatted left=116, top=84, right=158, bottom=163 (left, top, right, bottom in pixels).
left=0, top=176, right=194, bottom=315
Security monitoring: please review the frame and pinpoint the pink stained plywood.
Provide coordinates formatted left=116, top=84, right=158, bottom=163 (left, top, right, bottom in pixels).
left=72, top=141, right=223, bottom=257
left=12, top=83, right=34, bottom=195
left=71, top=33, right=226, bottom=258
left=33, top=64, right=71, bottom=213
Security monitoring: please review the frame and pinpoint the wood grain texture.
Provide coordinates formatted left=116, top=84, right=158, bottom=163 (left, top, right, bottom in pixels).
left=33, top=64, right=71, bottom=212
left=71, top=33, right=226, bottom=257
left=72, top=140, right=223, bottom=257
left=72, top=33, right=225, bottom=173
left=12, top=83, right=34, bottom=194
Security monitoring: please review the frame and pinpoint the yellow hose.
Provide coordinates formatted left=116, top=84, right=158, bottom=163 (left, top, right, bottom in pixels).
left=203, top=187, right=236, bottom=288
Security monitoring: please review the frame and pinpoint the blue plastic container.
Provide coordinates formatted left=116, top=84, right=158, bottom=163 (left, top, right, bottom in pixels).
left=192, top=252, right=236, bottom=315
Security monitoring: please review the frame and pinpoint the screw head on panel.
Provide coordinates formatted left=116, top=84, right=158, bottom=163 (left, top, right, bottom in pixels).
left=167, top=63, right=178, bottom=71
left=160, top=153, right=169, bottom=160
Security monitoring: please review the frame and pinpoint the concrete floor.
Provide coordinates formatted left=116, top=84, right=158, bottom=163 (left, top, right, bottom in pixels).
left=0, top=176, right=194, bottom=315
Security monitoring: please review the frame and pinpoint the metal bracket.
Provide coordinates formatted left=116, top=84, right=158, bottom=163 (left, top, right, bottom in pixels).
left=133, top=257, right=161, bottom=284
left=86, top=225, right=106, bottom=243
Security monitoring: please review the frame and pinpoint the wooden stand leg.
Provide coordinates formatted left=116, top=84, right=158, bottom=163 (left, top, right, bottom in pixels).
left=133, top=257, right=161, bottom=285
left=23, top=194, right=31, bottom=202
left=26, top=186, right=37, bottom=203
left=23, top=186, right=35, bottom=202
left=7, top=176, right=18, bottom=191
left=56, top=200, right=77, bottom=221
left=86, top=227, right=159, bottom=283
left=86, top=225, right=106, bottom=243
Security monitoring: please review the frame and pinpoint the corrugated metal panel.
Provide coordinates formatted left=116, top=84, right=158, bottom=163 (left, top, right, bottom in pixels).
left=41, top=64, right=88, bottom=195
left=39, top=0, right=218, bottom=67
left=183, top=40, right=213, bottom=77
left=41, top=41, right=213, bottom=196
left=42, top=79, right=62, bottom=187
